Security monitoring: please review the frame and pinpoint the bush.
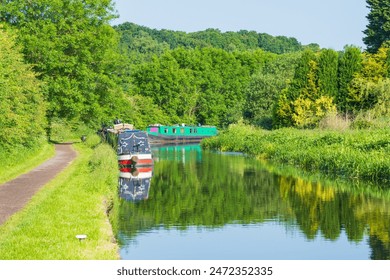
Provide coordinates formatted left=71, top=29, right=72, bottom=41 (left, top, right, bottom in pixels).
left=0, top=26, right=47, bottom=151
left=49, top=118, right=95, bottom=143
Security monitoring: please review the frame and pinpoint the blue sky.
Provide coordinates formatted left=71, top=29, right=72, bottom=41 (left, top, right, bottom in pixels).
left=111, top=0, right=369, bottom=50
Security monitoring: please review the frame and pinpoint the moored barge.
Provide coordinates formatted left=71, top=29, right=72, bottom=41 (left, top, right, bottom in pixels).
left=146, top=124, right=217, bottom=144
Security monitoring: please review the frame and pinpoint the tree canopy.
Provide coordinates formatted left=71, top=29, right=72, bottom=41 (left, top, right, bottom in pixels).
left=114, top=22, right=319, bottom=56
left=0, top=26, right=46, bottom=150
left=1, top=0, right=126, bottom=128
left=363, top=0, right=390, bottom=53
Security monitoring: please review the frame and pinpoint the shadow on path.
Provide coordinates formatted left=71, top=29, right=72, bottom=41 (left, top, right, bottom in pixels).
left=0, top=144, right=77, bottom=225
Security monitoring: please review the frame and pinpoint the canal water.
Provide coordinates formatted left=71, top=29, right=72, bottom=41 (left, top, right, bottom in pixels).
left=117, top=144, right=390, bottom=260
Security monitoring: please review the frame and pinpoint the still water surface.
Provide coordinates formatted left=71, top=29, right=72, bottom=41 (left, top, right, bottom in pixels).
left=117, top=145, right=390, bottom=260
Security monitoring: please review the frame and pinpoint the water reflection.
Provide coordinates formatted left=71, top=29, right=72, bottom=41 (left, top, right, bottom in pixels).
left=119, top=166, right=153, bottom=201
left=117, top=144, right=390, bottom=259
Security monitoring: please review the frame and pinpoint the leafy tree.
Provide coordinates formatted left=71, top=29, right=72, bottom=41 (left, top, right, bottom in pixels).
left=273, top=88, right=295, bottom=127
left=347, top=45, right=389, bottom=113
left=318, top=49, right=339, bottom=98
left=286, top=49, right=318, bottom=101
left=125, top=95, right=171, bottom=129
left=130, top=47, right=263, bottom=127
left=244, top=52, right=300, bottom=128
left=273, top=49, right=339, bottom=128
left=367, top=78, right=390, bottom=117
left=0, top=26, right=46, bottom=150
left=363, top=0, right=390, bottom=53
left=337, top=46, right=362, bottom=113
left=1, top=0, right=126, bottom=129
left=273, top=49, right=319, bottom=127
left=131, top=51, right=198, bottom=124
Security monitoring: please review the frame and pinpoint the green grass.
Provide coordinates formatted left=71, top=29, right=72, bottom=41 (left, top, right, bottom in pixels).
left=202, top=124, right=390, bottom=183
left=0, top=143, right=55, bottom=185
left=0, top=135, right=119, bottom=260
left=49, top=118, right=95, bottom=143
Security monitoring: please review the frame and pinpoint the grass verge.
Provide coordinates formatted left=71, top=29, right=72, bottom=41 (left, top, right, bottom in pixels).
left=0, top=135, right=119, bottom=259
left=202, top=124, right=390, bottom=183
left=0, top=143, right=55, bottom=185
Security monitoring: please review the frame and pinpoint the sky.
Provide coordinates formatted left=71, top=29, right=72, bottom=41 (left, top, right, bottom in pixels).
left=111, top=0, right=369, bottom=51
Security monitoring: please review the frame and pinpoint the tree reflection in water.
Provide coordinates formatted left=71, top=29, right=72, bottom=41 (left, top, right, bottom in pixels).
left=116, top=144, right=390, bottom=259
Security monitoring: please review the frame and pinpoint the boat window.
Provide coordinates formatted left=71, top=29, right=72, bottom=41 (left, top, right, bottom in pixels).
left=194, top=128, right=198, bottom=133
left=172, top=128, right=177, bottom=133
left=190, top=129, right=193, bottom=133
left=164, top=128, right=168, bottom=133
left=180, top=128, right=184, bottom=134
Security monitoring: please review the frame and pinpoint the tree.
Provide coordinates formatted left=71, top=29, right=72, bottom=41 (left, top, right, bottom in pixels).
left=363, top=0, right=390, bottom=53
left=244, top=52, right=299, bottom=129
left=0, top=26, right=46, bottom=150
left=286, top=49, right=318, bottom=101
left=318, top=49, right=339, bottom=98
left=337, top=46, right=362, bottom=113
left=273, top=49, right=340, bottom=128
left=273, top=49, right=319, bottom=127
left=347, top=45, right=389, bottom=113
left=1, top=0, right=125, bottom=128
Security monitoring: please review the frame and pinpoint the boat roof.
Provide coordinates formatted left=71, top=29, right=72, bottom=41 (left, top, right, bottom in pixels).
left=148, top=124, right=216, bottom=128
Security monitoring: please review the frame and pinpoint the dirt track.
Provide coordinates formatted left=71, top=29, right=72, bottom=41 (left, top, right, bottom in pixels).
left=0, top=144, right=77, bottom=225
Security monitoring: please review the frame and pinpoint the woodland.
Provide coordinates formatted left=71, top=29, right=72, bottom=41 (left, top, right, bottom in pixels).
left=0, top=0, right=390, bottom=153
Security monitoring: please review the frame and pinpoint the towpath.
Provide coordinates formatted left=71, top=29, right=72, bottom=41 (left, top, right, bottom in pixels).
left=0, top=144, right=77, bottom=225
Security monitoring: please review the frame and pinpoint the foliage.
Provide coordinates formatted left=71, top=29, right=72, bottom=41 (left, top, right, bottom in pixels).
left=363, top=0, right=390, bottom=53
left=368, top=78, right=390, bottom=118
left=0, top=25, right=47, bottom=151
left=318, top=49, right=339, bottom=98
left=114, top=22, right=312, bottom=56
left=244, top=52, right=300, bottom=129
left=202, top=124, right=390, bottom=183
left=337, top=46, right=363, bottom=113
left=125, top=95, right=171, bottom=130
left=347, top=46, right=389, bottom=113
left=292, top=96, right=337, bottom=128
left=273, top=49, right=338, bottom=128
left=1, top=0, right=128, bottom=128
left=130, top=47, right=274, bottom=127
left=49, top=118, right=95, bottom=143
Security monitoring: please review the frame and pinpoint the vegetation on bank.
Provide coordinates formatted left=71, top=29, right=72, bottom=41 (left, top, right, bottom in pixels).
left=202, top=124, right=390, bottom=183
left=0, top=26, right=47, bottom=152
left=0, top=136, right=119, bottom=260
left=0, top=143, right=54, bottom=185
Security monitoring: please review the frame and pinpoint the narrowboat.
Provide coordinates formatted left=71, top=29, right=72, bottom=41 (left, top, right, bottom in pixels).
left=146, top=124, right=217, bottom=144
left=103, top=123, right=153, bottom=168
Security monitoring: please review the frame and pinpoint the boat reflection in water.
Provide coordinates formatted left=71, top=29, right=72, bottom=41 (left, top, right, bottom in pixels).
left=119, top=166, right=153, bottom=202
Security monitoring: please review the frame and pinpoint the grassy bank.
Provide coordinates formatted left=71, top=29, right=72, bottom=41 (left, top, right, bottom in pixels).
left=202, top=124, right=390, bottom=183
left=0, top=143, right=55, bottom=185
left=0, top=135, right=119, bottom=259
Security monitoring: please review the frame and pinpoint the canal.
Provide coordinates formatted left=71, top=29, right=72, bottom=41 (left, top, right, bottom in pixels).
left=116, top=144, right=390, bottom=260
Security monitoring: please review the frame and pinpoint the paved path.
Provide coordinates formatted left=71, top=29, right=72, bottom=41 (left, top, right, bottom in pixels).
left=0, top=144, right=77, bottom=225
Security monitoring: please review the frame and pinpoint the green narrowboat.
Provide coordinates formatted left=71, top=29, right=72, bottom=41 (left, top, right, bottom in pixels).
left=146, top=124, right=217, bottom=144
